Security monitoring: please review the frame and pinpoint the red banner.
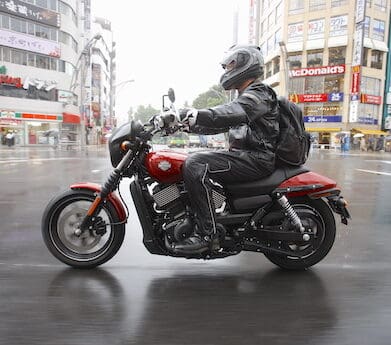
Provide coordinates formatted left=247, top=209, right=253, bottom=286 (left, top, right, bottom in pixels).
left=351, top=65, right=361, bottom=94
left=361, top=94, right=382, bottom=104
left=289, top=93, right=328, bottom=103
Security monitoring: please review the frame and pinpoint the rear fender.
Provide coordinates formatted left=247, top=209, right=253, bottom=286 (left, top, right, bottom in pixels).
left=276, top=171, right=338, bottom=198
left=70, top=182, right=127, bottom=222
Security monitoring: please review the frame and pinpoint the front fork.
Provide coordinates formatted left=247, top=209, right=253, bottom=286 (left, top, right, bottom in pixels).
left=79, top=149, right=133, bottom=231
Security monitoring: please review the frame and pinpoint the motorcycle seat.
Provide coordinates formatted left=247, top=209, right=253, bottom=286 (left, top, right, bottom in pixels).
left=225, top=166, right=309, bottom=197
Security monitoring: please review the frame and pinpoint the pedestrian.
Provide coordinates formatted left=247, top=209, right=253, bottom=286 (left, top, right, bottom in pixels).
left=5, top=131, right=14, bottom=147
left=367, top=136, right=375, bottom=151
left=360, top=137, right=366, bottom=151
left=169, top=45, right=280, bottom=254
left=376, top=135, right=385, bottom=152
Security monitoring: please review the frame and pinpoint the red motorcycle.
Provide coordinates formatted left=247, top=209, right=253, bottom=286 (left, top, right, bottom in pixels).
left=42, top=89, right=350, bottom=270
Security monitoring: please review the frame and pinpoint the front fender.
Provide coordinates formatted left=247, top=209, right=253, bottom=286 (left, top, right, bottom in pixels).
left=70, top=182, right=127, bottom=222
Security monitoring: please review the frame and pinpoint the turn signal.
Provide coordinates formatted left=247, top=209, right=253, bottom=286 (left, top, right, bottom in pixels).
left=120, top=141, right=131, bottom=151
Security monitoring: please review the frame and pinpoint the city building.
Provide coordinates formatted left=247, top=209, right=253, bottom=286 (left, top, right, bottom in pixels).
left=250, top=0, right=389, bottom=147
left=0, top=0, right=116, bottom=148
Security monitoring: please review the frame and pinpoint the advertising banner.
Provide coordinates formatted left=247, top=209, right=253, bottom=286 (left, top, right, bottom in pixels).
left=308, top=19, right=325, bottom=39
left=290, top=93, right=344, bottom=103
left=0, top=0, right=60, bottom=27
left=351, top=65, right=361, bottom=94
left=361, top=94, right=382, bottom=104
left=287, top=22, right=304, bottom=42
left=0, top=29, right=60, bottom=57
left=304, top=115, right=342, bottom=123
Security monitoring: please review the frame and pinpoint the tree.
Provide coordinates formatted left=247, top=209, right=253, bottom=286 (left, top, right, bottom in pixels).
left=133, top=104, right=159, bottom=123
left=192, top=85, right=228, bottom=109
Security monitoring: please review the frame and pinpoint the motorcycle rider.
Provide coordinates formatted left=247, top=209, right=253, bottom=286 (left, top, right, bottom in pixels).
left=171, top=45, right=280, bottom=254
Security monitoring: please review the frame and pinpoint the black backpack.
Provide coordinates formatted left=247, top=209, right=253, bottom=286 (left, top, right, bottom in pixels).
left=275, top=97, right=311, bottom=167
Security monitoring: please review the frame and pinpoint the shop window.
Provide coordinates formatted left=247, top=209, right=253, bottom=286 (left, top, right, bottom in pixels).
left=370, top=50, right=383, bottom=69
left=361, top=76, right=381, bottom=94
left=324, top=76, right=344, bottom=93
left=307, top=50, right=323, bottom=67
left=329, top=47, right=346, bottom=65
left=289, top=77, right=305, bottom=94
left=273, top=57, right=280, bottom=74
left=330, top=15, right=348, bottom=37
left=27, top=53, right=35, bottom=67
left=305, top=76, right=324, bottom=93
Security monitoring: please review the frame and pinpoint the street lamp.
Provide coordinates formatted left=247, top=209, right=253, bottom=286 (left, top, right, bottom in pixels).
left=279, top=41, right=290, bottom=98
left=69, top=34, right=103, bottom=150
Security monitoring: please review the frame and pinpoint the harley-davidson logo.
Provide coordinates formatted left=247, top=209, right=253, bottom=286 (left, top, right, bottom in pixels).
left=158, top=160, right=171, bottom=171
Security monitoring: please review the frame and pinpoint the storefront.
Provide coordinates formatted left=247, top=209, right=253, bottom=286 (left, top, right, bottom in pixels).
left=306, top=127, right=342, bottom=149
left=0, top=111, right=63, bottom=146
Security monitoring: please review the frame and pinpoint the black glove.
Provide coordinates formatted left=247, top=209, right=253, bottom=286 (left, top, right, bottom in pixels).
left=179, top=108, right=198, bottom=131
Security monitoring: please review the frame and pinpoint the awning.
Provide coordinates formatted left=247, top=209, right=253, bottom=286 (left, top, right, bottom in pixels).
left=63, top=112, right=80, bottom=124
left=351, top=128, right=387, bottom=135
left=306, top=127, right=341, bottom=132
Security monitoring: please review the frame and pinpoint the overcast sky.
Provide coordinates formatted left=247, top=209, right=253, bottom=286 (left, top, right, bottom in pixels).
left=91, top=0, right=249, bottom=122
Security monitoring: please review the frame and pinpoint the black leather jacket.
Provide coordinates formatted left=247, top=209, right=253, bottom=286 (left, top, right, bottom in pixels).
left=191, top=80, right=279, bottom=168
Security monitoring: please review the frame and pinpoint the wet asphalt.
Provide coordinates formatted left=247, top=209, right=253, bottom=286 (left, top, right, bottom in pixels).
left=0, top=146, right=391, bottom=345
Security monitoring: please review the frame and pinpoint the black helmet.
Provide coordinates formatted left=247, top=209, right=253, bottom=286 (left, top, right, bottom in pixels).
left=219, top=45, right=264, bottom=90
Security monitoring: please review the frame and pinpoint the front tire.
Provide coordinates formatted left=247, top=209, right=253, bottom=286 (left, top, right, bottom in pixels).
left=263, top=196, right=336, bottom=270
left=42, top=189, right=125, bottom=268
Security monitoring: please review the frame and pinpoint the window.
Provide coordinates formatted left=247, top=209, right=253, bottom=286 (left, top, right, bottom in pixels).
left=275, top=2, right=282, bottom=23
left=363, top=48, right=369, bottom=66
left=10, top=17, right=22, bottom=32
left=36, top=55, right=50, bottom=69
left=361, top=76, right=381, bottom=94
left=305, top=76, right=324, bottom=93
left=330, top=15, right=348, bottom=36
left=28, top=53, right=35, bottom=66
left=288, top=54, right=302, bottom=69
left=364, top=16, right=370, bottom=37
left=307, top=50, right=323, bottom=67
left=329, top=47, right=346, bottom=65
left=289, top=0, right=304, bottom=14
left=288, top=22, right=304, bottom=42
left=11, top=50, right=27, bottom=65
left=2, top=47, right=11, bottom=62
left=331, top=0, right=348, bottom=6
left=370, top=50, right=383, bottom=69
left=36, top=25, right=50, bottom=39
left=308, top=19, right=325, bottom=40
left=273, top=57, right=280, bottom=74
left=324, top=76, right=344, bottom=93
left=36, top=0, right=48, bottom=8
left=373, top=0, right=387, bottom=11
left=372, top=19, right=385, bottom=41
left=59, top=1, right=78, bottom=26
left=309, top=0, right=326, bottom=11
left=274, top=29, right=282, bottom=51
left=1, top=14, right=10, bottom=29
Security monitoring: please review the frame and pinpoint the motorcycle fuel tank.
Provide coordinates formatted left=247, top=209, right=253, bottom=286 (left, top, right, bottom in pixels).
left=145, top=151, right=188, bottom=184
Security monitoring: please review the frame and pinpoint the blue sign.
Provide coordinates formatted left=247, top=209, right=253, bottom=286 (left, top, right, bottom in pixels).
left=328, top=92, right=344, bottom=102
left=304, top=115, right=342, bottom=123
left=358, top=117, right=378, bottom=125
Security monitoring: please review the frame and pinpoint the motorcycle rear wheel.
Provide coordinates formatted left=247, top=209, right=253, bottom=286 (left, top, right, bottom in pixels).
left=263, top=196, right=336, bottom=270
left=42, top=189, right=125, bottom=268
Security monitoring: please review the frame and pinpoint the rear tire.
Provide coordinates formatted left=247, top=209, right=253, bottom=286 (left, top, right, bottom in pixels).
left=263, top=196, right=336, bottom=270
left=42, top=189, right=125, bottom=268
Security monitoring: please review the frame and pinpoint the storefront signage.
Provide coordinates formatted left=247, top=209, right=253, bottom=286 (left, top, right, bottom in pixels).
left=289, top=65, right=345, bottom=77
left=58, top=90, right=74, bottom=103
left=351, top=66, right=361, bottom=94
left=23, top=77, right=57, bottom=91
left=361, top=94, right=382, bottom=104
left=287, top=22, right=304, bottom=42
left=0, top=29, right=60, bottom=57
left=289, top=93, right=344, bottom=103
left=0, top=0, right=60, bottom=27
left=304, top=115, right=342, bottom=123
left=0, top=74, right=22, bottom=88
left=1, top=111, right=21, bottom=118
left=0, top=65, right=6, bottom=74
left=308, top=19, right=325, bottom=39
left=358, top=117, right=378, bottom=125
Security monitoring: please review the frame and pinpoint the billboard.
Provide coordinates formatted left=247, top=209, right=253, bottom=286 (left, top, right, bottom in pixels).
left=0, top=0, right=60, bottom=27
left=0, top=29, right=60, bottom=57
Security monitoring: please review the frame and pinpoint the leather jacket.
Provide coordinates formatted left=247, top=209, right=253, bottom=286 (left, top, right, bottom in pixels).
left=190, top=79, right=280, bottom=168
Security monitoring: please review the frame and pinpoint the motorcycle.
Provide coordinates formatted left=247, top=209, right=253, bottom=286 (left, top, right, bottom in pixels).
left=42, top=89, right=350, bottom=270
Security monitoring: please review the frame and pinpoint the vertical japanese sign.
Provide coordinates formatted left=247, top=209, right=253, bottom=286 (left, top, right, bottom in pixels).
left=349, top=0, right=365, bottom=123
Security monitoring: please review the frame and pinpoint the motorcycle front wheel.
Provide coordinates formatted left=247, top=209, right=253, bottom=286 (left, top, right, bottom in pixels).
left=263, top=196, right=336, bottom=270
left=42, top=189, right=125, bottom=268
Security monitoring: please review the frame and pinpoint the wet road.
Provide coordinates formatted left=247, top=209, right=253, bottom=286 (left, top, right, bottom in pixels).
left=1, top=146, right=391, bottom=345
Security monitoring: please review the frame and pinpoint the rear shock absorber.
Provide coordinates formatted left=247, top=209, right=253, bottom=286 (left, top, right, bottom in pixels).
left=276, top=194, right=305, bottom=233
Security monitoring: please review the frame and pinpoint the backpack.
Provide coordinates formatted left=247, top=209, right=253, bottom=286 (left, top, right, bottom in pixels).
left=275, top=97, right=311, bottom=167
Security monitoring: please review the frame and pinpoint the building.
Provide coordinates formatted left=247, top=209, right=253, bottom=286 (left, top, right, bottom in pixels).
left=250, top=0, right=389, bottom=147
left=0, top=0, right=88, bottom=146
left=0, top=0, right=115, bottom=148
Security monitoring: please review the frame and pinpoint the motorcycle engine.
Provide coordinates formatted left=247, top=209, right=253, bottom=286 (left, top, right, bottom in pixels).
left=151, top=183, right=226, bottom=241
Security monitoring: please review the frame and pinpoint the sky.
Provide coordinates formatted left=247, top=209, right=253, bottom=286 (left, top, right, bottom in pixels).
left=91, top=0, right=249, bottom=123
